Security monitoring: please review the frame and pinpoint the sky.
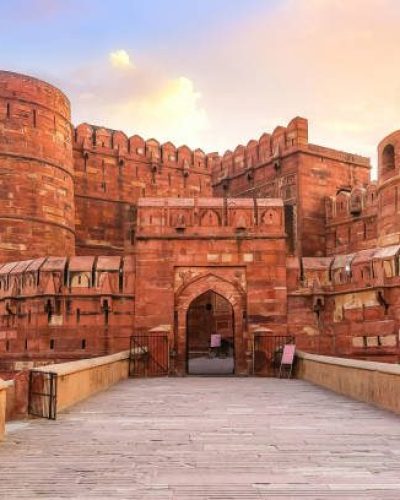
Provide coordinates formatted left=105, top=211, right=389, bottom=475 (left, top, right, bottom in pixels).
left=1, top=0, right=400, bottom=175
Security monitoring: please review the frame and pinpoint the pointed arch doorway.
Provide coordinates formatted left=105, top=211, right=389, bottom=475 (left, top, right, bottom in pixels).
left=186, top=290, right=234, bottom=375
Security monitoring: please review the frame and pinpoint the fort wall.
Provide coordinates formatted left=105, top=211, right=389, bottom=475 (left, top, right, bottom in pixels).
left=0, top=70, right=399, bottom=370
left=0, top=256, right=135, bottom=370
left=73, top=125, right=214, bottom=255
left=212, top=117, right=371, bottom=257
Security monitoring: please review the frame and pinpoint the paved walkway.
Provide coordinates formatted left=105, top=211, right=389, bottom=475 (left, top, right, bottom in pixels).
left=188, top=355, right=234, bottom=375
left=0, top=378, right=400, bottom=499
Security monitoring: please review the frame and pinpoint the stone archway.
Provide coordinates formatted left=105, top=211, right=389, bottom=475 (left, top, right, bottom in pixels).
left=174, top=273, right=247, bottom=375
left=186, top=290, right=234, bottom=375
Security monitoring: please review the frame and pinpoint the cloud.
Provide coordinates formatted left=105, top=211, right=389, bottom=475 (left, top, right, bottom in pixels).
left=63, top=0, right=400, bottom=173
left=103, top=76, right=208, bottom=146
left=68, top=53, right=208, bottom=148
left=112, top=76, right=208, bottom=144
left=109, top=49, right=134, bottom=69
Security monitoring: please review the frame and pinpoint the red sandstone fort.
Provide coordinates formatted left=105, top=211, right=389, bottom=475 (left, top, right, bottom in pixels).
left=1, top=70, right=400, bottom=377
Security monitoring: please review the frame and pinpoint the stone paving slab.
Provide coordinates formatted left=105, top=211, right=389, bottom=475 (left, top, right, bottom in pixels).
left=0, top=378, right=400, bottom=499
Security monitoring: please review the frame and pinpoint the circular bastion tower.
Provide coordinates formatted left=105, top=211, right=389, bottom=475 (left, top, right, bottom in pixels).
left=0, top=71, right=75, bottom=263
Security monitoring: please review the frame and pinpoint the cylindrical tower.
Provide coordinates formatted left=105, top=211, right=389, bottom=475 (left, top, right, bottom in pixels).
left=377, top=130, right=400, bottom=246
left=0, top=70, right=75, bottom=263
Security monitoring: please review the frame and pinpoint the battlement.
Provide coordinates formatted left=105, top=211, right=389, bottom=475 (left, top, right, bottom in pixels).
left=212, top=117, right=372, bottom=187
left=73, top=123, right=219, bottom=173
left=135, top=197, right=284, bottom=237
left=211, top=117, right=309, bottom=183
left=72, top=117, right=311, bottom=181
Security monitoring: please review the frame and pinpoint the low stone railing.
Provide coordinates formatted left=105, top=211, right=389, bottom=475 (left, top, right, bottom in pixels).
left=32, top=351, right=130, bottom=416
left=296, top=351, right=400, bottom=414
left=0, top=378, right=13, bottom=441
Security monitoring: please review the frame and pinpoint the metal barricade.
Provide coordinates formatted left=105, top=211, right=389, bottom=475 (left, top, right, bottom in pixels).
left=28, top=370, right=57, bottom=420
left=253, top=334, right=294, bottom=376
left=129, top=333, right=169, bottom=377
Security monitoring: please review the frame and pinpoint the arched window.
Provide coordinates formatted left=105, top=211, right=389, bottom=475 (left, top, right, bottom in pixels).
left=382, top=144, right=395, bottom=172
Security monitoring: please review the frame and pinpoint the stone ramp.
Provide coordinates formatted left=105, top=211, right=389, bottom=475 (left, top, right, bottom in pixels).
left=0, top=378, right=399, bottom=499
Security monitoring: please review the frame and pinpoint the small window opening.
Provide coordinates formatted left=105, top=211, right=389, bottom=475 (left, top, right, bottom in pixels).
left=55, top=299, right=61, bottom=315
left=103, top=300, right=109, bottom=325
left=382, top=144, right=395, bottom=172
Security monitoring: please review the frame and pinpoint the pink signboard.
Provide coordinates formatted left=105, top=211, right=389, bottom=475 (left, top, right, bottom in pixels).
left=281, top=344, right=296, bottom=365
left=210, top=334, right=221, bottom=348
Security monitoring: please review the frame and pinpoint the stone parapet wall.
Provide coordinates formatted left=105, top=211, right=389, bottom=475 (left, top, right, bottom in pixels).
left=33, top=351, right=130, bottom=414
left=0, top=378, right=9, bottom=441
left=296, top=350, right=400, bottom=414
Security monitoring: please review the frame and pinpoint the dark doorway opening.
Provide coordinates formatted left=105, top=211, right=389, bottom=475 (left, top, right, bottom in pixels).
left=186, top=290, right=234, bottom=375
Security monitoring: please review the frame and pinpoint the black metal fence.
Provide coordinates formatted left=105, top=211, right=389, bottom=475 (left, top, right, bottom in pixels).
left=28, top=370, right=58, bottom=420
left=253, top=334, right=295, bottom=376
left=129, top=333, right=169, bottom=377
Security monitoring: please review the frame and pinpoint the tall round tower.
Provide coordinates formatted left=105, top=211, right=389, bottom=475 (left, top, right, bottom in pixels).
left=0, top=71, right=75, bottom=263
left=377, top=130, right=400, bottom=246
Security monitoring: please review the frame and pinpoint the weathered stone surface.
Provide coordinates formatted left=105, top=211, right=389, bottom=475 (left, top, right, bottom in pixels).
left=0, top=69, right=400, bottom=373
left=1, top=378, right=400, bottom=498
left=0, top=71, right=75, bottom=261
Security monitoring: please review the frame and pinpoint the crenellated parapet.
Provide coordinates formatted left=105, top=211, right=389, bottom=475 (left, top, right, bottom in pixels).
left=73, top=123, right=214, bottom=174
left=211, top=117, right=309, bottom=185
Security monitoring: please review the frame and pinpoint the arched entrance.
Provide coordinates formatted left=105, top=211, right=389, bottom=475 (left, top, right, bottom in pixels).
left=174, top=272, right=247, bottom=376
left=186, top=290, right=234, bottom=375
